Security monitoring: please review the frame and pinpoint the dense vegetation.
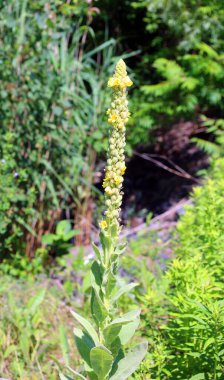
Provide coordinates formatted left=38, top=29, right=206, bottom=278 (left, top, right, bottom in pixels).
left=1, top=0, right=224, bottom=379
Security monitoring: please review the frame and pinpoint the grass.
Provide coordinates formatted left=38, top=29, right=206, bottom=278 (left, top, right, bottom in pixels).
left=0, top=277, right=79, bottom=379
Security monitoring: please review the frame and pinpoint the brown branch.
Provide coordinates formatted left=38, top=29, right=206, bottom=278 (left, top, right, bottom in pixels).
left=134, top=151, right=201, bottom=184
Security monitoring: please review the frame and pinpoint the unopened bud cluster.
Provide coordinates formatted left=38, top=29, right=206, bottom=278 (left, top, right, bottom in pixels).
left=100, top=59, right=133, bottom=231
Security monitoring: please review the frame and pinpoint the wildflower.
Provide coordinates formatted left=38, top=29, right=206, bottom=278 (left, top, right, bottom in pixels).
left=105, top=186, right=112, bottom=195
left=1, top=159, right=5, bottom=164
left=14, top=172, right=19, bottom=177
left=120, top=165, right=126, bottom=175
left=108, top=77, right=120, bottom=87
left=99, top=220, right=107, bottom=230
left=67, top=60, right=148, bottom=380
left=114, top=175, right=122, bottom=186
left=108, top=113, right=117, bottom=124
left=108, top=74, right=133, bottom=89
left=102, top=59, right=132, bottom=231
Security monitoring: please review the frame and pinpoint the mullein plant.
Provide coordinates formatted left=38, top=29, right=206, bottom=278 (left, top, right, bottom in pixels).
left=60, top=59, right=148, bottom=380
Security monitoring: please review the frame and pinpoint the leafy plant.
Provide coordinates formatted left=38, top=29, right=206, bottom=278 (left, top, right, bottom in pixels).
left=0, top=276, right=83, bottom=379
left=60, top=60, right=148, bottom=380
left=134, top=158, right=224, bottom=379
left=0, top=0, right=120, bottom=257
left=192, top=116, right=224, bottom=159
left=42, top=220, right=80, bottom=256
left=0, top=287, right=48, bottom=378
left=0, top=249, right=48, bottom=279
left=128, top=0, right=224, bottom=139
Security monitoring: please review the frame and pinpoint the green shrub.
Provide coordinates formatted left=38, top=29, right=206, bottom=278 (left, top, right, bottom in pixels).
left=175, top=158, right=224, bottom=279
left=0, top=276, right=82, bottom=380
left=0, top=0, right=119, bottom=256
left=132, top=158, right=224, bottom=379
left=129, top=0, right=224, bottom=133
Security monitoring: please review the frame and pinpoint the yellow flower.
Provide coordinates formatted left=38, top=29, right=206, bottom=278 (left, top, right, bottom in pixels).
left=99, top=220, right=107, bottom=230
left=108, top=77, right=120, bottom=87
left=102, top=59, right=133, bottom=227
left=117, top=123, right=124, bottom=129
left=125, top=77, right=133, bottom=87
left=108, top=74, right=133, bottom=89
left=105, top=172, right=111, bottom=180
left=108, top=113, right=117, bottom=124
left=120, top=165, right=126, bottom=175
left=105, top=186, right=112, bottom=195
left=103, top=172, right=112, bottom=188
left=114, top=175, right=122, bottom=185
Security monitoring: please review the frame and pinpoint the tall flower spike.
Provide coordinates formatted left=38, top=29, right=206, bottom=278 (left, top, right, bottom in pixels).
left=101, top=59, right=132, bottom=235
left=62, top=59, right=148, bottom=380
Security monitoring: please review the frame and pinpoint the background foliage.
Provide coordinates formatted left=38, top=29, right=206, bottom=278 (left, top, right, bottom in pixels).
left=1, top=0, right=224, bottom=257
left=1, top=1, right=224, bottom=378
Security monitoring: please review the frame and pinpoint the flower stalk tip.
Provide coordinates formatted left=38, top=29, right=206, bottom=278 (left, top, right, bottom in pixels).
left=101, top=59, right=133, bottom=234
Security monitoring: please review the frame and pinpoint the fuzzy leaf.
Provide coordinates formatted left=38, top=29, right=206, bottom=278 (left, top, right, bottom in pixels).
left=109, top=223, right=119, bottom=239
left=91, top=289, right=108, bottom=325
left=100, top=231, right=111, bottom=252
left=71, top=310, right=99, bottom=345
left=118, top=318, right=140, bottom=345
left=90, top=346, right=114, bottom=379
left=91, top=261, right=103, bottom=293
left=111, top=310, right=140, bottom=325
left=109, top=342, right=148, bottom=380
left=106, top=271, right=117, bottom=297
left=104, top=310, right=140, bottom=347
left=114, top=243, right=127, bottom=255
left=92, top=243, right=102, bottom=261
left=112, top=283, right=139, bottom=302
left=74, top=328, right=95, bottom=367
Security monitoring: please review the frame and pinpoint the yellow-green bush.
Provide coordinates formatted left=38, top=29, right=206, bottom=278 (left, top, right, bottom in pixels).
left=134, top=159, right=224, bottom=379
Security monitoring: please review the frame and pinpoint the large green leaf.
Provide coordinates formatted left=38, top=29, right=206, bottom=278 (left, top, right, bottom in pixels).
left=74, top=328, right=95, bottom=367
left=110, top=310, right=140, bottom=325
left=104, top=310, right=140, bottom=346
left=105, top=270, right=117, bottom=297
left=90, top=346, right=114, bottom=380
left=91, top=289, right=108, bottom=325
left=109, top=342, right=148, bottom=380
left=71, top=310, right=99, bottom=345
left=92, top=242, right=102, bottom=261
left=100, top=231, right=111, bottom=253
left=90, top=262, right=106, bottom=322
left=118, top=318, right=140, bottom=345
left=112, top=283, right=138, bottom=302
left=91, top=261, right=103, bottom=294
left=56, top=220, right=71, bottom=236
